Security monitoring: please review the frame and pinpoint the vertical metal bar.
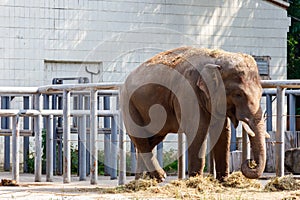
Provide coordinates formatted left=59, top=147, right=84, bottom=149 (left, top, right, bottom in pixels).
left=178, top=133, right=186, bottom=179
left=276, top=86, right=285, bottom=177
left=118, top=94, right=126, bottom=185
left=46, top=115, right=54, bottom=182
left=230, top=124, right=237, bottom=151
left=63, top=90, right=71, bottom=183
left=57, top=95, right=63, bottom=175
left=157, top=142, right=163, bottom=167
left=73, top=95, right=79, bottom=177
left=118, top=114, right=126, bottom=185
left=103, top=96, right=111, bottom=176
left=52, top=94, right=57, bottom=175
left=110, top=115, right=118, bottom=180
left=12, top=115, right=20, bottom=183
left=90, top=89, right=98, bottom=184
left=266, top=94, right=273, bottom=132
left=185, top=149, right=188, bottom=174
left=2, top=96, right=10, bottom=171
left=130, top=142, right=136, bottom=175
left=289, top=94, right=296, bottom=132
left=23, top=96, right=30, bottom=173
left=85, top=95, right=90, bottom=175
left=34, top=94, right=42, bottom=182
left=79, top=95, right=87, bottom=181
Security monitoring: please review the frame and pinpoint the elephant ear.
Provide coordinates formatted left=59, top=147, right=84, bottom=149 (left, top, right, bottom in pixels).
left=197, top=64, right=223, bottom=100
left=197, top=64, right=227, bottom=149
left=197, top=63, right=226, bottom=119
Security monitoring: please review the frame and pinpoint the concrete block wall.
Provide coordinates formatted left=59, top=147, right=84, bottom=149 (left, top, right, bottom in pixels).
left=0, top=0, right=290, bottom=87
left=0, top=0, right=291, bottom=168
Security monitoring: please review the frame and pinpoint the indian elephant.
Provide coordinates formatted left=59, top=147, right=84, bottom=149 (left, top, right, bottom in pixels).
left=120, top=47, right=267, bottom=182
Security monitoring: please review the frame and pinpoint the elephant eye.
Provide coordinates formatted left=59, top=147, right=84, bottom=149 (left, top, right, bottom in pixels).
left=233, top=92, right=243, bottom=98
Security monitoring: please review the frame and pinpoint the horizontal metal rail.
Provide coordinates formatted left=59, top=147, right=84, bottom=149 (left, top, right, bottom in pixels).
left=0, top=109, right=118, bottom=117
left=261, top=80, right=300, bottom=88
left=3, top=80, right=300, bottom=185
left=38, top=82, right=122, bottom=94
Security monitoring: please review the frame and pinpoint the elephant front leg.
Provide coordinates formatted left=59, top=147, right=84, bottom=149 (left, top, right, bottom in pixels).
left=187, top=129, right=208, bottom=177
left=212, top=117, right=231, bottom=181
left=135, top=151, right=148, bottom=180
left=188, top=138, right=207, bottom=177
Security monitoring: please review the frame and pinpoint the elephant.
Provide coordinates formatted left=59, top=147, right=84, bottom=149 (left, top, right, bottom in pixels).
left=120, top=46, right=267, bottom=182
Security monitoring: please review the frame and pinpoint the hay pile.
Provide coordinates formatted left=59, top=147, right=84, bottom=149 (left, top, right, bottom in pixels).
left=123, top=171, right=263, bottom=194
left=185, top=175, right=224, bottom=193
left=123, top=173, right=158, bottom=192
left=124, top=178, right=158, bottom=192
left=264, top=175, right=300, bottom=191
left=222, top=171, right=262, bottom=189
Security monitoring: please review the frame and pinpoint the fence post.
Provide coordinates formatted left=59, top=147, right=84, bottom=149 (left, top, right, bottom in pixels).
left=104, top=96, right=111, bottom=176
left=119, top=113, right=126, bottom=185
left=23, top=96, right=30, bottom=173
left=90, top=89, right=98, bottom=184
left=230, top=124, right=236, bottom=151
left=46, top=115, right=54, bottom=182
left=79, top=94, right=87, bottom=181
left=85, top=95, right=90, bottom=176
left=157, top=142, right=163, bottom=167
left=63, top=90, right=71, bottom=183
left=289, top=93, right=296, bottom=132
left=266, top=94, right=273, bottom=131
left=276, top=86, right=286, bottom=177
left=111, top=115, right=118, bottom=180
left=2, top=96, right=10, bottom=171
left=178, top=133, right=186, bottom=179
left=130, top=142, right=136, bottom=175
left=34, top=94, right=42, bottom=182
left=12, top=115, right=20, bottom=183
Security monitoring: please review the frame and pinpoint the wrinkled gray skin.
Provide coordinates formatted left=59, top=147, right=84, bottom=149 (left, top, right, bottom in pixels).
left=120, top=47, right=267, bottom=182
left=285, top=148, right=300, bottom=174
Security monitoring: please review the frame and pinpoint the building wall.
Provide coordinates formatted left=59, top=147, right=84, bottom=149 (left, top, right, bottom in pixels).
left=0, top=0, right=290, bottom=87
left=0, top=0, right=291, bottom=167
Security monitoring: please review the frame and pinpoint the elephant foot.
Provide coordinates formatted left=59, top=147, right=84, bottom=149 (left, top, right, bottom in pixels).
left=149, top=170, right=167, bottom=183
left=135, top=170, right=166, bottom=182
left=216, top=172, right=229, bottom=182
left=135, top=171, right=150, bottom=180
left=189, top=171, right=203, bottom=177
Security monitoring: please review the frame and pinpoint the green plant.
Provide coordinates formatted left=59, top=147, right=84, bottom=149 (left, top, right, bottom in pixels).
left=70, top=144, right=78, bottom=174
left=288, top=0, right=300, bottom=79
left=26, top=130, right=79, bottom=174
left=26, top=129, right=47, bottom=174
left=163, top=148, right=178, bottom=174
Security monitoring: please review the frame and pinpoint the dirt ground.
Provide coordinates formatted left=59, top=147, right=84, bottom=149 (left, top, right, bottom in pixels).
left=0, top=172, right=300, bottom=200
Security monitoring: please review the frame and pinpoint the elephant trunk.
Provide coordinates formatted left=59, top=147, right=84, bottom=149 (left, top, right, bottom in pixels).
left=241, top=119, right=266, bottom=179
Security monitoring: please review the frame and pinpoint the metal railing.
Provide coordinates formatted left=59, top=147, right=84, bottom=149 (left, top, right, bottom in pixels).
left=0, top=83, right=124, bottom=185
left=1, top=80, right=300, bottom=186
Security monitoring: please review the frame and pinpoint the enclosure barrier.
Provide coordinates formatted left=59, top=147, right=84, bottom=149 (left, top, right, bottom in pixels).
left=0, top=83, right=125, bottom=185
left=1, top=80, right=300, bottom=185
left=261, top=80, right=300, bottom=177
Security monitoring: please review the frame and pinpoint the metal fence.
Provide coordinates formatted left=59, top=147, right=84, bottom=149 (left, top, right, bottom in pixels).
left=1, top=80, right=300, bottom=185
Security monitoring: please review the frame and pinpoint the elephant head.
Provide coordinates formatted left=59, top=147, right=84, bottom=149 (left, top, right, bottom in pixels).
left=214, top=52, right=266, bottom=179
